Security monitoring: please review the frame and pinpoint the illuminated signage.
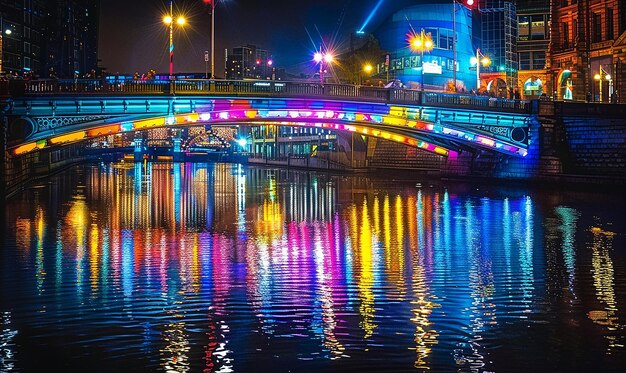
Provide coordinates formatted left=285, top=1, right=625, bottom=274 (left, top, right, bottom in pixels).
left=423, top=61, right=442, bottom=75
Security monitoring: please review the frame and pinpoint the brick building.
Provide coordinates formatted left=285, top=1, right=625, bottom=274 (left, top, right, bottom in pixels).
left=549, top=0, right=626, bottom=102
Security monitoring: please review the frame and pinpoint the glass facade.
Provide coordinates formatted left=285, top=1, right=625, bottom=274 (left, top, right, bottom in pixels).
left=374, top=3, right=476, bottom=91
left=480, top=1, right=518, bottom=88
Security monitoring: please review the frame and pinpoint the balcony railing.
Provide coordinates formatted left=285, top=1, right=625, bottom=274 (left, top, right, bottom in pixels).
left=4, top=78, right=536, bottom=113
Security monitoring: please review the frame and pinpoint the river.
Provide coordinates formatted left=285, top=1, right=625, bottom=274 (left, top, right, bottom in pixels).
left=1, top=162, right=625, bottom=372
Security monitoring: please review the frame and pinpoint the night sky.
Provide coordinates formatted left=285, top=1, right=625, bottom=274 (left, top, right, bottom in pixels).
left=98, top=0, right=419, bottom=77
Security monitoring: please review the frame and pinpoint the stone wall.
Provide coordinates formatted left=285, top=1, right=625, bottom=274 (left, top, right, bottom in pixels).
left=4, top=145, right=96, bottom=198
left=555, top=102, right=626, bottom=178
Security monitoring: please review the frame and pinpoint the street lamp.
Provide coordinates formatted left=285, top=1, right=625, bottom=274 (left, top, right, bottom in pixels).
left=408, top=28, right=434, bottom=91
left=470, top=48, right=490, bottom=92
left=594, top=66, right=612, bottom=102
left=362, top=64, right=373, bottom=85
left=452, top=0, right=477, bottom=92
left=163, top=1, right=186, bottom=79
left=202, top=0, right=219, bottom=79
left=314, top=50, right=334, bottom=84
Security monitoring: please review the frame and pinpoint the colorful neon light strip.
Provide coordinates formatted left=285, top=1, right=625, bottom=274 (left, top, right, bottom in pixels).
left=12, top=106, right=527, bottom=157
left=13, top=140, right=47, bottom=155
left=253, top=121, right=451, bottom=157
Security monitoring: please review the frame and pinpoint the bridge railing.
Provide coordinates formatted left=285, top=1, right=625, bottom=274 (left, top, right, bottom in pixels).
left=8, top=78, right=535, bottom=113
left=422, top=92, right=529, bottom=111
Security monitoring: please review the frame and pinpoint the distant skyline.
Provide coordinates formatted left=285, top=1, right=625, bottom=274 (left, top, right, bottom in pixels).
left=98, top=0, right=420, bottom=76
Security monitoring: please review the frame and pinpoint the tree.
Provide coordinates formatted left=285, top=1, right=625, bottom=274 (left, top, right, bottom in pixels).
left=335, top=35, right=389, bottom=85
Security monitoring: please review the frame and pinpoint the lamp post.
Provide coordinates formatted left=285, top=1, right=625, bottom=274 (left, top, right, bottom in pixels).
left=362, top=63, right=373, bottom=85
left=163, top=1, right=186, bottom=79
left=471, top=48, right=490, bottom=92
left=314, top=50, right=334, bottom=84
left=452, top=0, right=477, bottom=92
left=409, top=28, right=434, bottom=92
left=452, top=0, right=457, bottom=92
left=594, top=65, right=612, bottom=102
left=203, top=0, right=217, bottom=79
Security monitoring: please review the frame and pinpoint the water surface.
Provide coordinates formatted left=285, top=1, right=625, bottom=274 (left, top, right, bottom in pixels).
left=1, top=162, right=625, bottom=372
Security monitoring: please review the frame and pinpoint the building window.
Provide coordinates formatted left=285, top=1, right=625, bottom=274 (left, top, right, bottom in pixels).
left=518, top=52, right=546, bottom=70
left=530, top=15, right=545, bottom=40
left=518, top=16, right=529, bottom=40
left=438, top=29, right=453, bottom=50
left=519, top=52, right=531, bottom=70
left=592, top=13, right=602, bottom=42
left=606, top=8, right=614, bottom=40
left=532, top=52, right=546, bottom=69
left=562, top=22, right=569, bottom=49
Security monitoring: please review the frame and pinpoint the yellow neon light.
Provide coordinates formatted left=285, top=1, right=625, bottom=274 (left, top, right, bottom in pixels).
left=434, top=147, right=449, bottom=156
left=87, top=124, right=121, bottom=138
left=389, top=106, right=407, bottom=117
left=134, top=118, right=165, bottom=129
left=14, top=139, right=48, bottom=155
left=383, top=116, right=406, bottom=126
left=183, top=113, right=200, bottom=123
left=14, top=142, right=37, bottom=155
left=49, top=131, right=86, bottom=144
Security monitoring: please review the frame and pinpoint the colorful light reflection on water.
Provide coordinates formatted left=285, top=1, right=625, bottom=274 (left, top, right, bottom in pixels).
left=1, top=162, right=626, bottom=372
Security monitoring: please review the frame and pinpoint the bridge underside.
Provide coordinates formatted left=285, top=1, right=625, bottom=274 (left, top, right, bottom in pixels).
left=7, top=97, right=530, bottom=158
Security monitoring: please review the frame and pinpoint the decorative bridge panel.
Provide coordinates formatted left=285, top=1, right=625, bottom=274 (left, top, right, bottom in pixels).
left=35, top=116, right=112, bottom=131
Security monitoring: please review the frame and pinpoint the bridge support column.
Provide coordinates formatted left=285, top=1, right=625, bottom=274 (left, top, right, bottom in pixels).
left=172, top=137, right=184, bottom=162
left=1, top=101, right=8, bottom=201
left=133, top=138, right=145, bottom=162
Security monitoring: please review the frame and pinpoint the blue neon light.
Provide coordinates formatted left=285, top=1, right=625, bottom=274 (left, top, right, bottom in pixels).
left=358, top=0, right=385, bottom=34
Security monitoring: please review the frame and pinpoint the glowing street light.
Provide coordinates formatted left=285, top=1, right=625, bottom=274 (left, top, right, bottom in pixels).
left=359, top=64, right=374, bottom=85
left=408, top=28, right=434, bottom=91
left=314, top=50, right=334, bottom=84
left=163, top=1, right=186, bottom=79
left=470, top=48, right=490, bottom=92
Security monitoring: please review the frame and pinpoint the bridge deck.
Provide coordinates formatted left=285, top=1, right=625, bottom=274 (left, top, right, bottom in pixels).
left=4, top=79, right=536, bottom=114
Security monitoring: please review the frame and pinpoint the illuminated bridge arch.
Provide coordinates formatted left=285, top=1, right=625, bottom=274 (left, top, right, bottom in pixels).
left=8, top=96, right=531, bottom=158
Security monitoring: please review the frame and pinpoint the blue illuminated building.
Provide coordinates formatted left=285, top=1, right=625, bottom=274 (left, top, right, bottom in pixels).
left=374, top=3, right=477, bottom=91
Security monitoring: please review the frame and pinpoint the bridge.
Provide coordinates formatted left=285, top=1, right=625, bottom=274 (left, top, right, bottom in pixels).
left=2, top=79, right=536, bottom=159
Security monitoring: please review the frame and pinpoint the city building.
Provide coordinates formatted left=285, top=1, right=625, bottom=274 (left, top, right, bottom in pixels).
left=46, top=0, right=100, bottom=79
left=0, top=0, right=48, bottom=77
left=477, top=0, right=518, bottom=98
left=0, top=0, right=99, bottom=79
left=225, top=44, right=274, bottom=80
left=373, top=2, right=477, bottom=91
left=516, top=0, right=550, bottom=98
left=549, top=0, right=626, bottom=102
